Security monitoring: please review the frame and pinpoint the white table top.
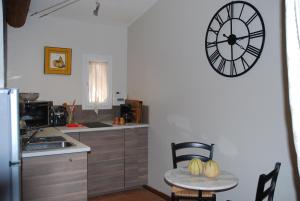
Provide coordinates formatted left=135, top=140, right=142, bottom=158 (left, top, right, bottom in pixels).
left=164, top=168, right=238, bottom=191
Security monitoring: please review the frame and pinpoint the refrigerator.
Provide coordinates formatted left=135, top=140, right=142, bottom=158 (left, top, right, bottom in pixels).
left=0, top=89, right=21, bottom=201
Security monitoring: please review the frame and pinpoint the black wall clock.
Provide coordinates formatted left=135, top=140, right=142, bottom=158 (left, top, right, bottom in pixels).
left=205, top=1, right=265, bottom=77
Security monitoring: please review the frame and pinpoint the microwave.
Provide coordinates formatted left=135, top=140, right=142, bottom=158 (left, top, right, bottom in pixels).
left=20, top=101, right=53, bottom=128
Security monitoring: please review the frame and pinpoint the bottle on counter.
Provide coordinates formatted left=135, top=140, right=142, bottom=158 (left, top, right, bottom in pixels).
left=119, top=117, right=125, bottom=125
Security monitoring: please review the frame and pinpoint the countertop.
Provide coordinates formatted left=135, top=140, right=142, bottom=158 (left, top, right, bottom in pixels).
left=22, top=123, right=149, bottom=158
left=22, top=127, right=91, bottom=158
left=57, top=122, right=149, bottom=133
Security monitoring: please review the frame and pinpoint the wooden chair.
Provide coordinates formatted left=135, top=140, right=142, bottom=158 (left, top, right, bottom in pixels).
left=171, top=142, right=215, bottom=201
left=255, top=162, right=281, bottom=201
left=227, top=162, right=281, bottom=201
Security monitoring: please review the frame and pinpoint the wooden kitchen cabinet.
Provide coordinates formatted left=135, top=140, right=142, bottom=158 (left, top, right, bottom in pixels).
left=22, top=152, right=87, bottom=201
left=124, top=128, right=148, bottom=189
left=80, top=130, right=125, bottom=198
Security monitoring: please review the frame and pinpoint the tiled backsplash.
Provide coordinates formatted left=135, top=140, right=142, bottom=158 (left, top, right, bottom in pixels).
left=71, top=105, right=149, bottom=123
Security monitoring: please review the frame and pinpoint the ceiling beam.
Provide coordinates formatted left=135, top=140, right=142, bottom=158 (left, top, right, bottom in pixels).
left=6, top=0, right=31, bottom=28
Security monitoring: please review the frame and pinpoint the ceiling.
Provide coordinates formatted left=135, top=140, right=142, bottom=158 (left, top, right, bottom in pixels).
left=29, top=0, right=159, bottom=27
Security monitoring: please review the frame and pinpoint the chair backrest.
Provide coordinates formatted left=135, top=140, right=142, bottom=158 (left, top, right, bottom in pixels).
left=255, top=162, right=281, bottom=201
left=171, top=142, right=214, bottom=168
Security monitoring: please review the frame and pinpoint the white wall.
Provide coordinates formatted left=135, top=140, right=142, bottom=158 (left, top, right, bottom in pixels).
left=128, top=0, right=299, bottom=200
left=7, top=17, right=127, bottom=105
left=0, top=2, right=4, bottom=88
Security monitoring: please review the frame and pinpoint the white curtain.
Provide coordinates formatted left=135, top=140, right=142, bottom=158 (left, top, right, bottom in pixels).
left=88, top=61, right=108, bottom=112
left=286, top=0, right=300, bottom=174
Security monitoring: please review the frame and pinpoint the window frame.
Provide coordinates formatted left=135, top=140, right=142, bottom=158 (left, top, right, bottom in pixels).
left=82, top=54, right=113, bottom=110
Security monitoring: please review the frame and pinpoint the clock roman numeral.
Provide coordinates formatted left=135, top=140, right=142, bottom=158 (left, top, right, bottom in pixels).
left=218, top=58, right=226, bottom=73
left=249, top=30, right=264, bottom=39
left=230, top=61, right=237, bottom=76
left=239, top=4, right=245, bottom=19
left=208, top=27, right=219, bottom=35
left=226, top=4, right=234, bottom=19
left=246, top=45, right=260, bottom=57
left=206, top=41, right=217, bottom=48
left=209, top=50, right=220, bottom=64
left=246, top=12, right=258, bottom=25
left=215, top=14, right=224, bottom=28
left=241, top=56, right=250, bottom=70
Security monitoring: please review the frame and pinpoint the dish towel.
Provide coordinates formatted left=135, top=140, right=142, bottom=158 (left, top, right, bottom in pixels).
left=285, top=0, right=300, bottom=175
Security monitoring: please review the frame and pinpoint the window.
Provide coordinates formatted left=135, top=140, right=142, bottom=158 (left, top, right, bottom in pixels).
left=82, top=55, right=112, bottom=110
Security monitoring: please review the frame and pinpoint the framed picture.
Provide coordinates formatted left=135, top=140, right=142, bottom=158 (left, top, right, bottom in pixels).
left=44, top=47, right=72, bottom=75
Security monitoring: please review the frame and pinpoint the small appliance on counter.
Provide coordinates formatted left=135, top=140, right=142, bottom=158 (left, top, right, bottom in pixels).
left=50, top=106, right=68, bottom=126
left=19, top=101, right=53, bottom=129
left=120, top=104, right=134, bottom=123
left=120, top=99, right=143, bottom=123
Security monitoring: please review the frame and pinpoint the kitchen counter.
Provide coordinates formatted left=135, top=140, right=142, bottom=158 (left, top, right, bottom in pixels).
left=22, top=127, right=91, bottom=158
left=22, top=123, right=148, bottom=158
left=57, top=122, right=149, bottom=133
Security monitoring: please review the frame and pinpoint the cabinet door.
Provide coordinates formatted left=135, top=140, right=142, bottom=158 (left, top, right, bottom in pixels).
left=124, top=127, right=148, bottom=188
left=80, top=130, right=124, bottom=197
left=22, top=153, right=87, bottom=201
left=65, top=132, right=80, bottom=141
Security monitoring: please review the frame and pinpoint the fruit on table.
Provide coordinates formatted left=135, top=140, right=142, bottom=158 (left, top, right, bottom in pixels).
left=188, top=158, right=203, bottom=176
left=204, top=160, right=220, bottom=178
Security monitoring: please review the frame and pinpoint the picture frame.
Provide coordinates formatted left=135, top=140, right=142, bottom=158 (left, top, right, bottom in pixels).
left=44, top=47, right=72, bottom=75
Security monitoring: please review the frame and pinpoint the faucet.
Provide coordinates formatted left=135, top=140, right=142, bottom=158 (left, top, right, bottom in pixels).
left=22, top=128, right=42, bottom=148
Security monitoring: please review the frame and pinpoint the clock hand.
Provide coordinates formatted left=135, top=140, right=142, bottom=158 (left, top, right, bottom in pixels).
left=236, top=35, right=249, bottom=40
left=223, top=33, right=250, bottom=42
left=235, top=41, right=245, bottom=50
left=231, top=42, right=233, bottom=61
left=223, top=34, right=229, bottom=39
left=213, top=39, right=228, bottom=45
left=218, top=39, right=228, bottom=43
left=230, top=11, right=233, bottom=36
left=207, top=38, right=229, bottom=47
left=213, top=38, right=230, bottom=44
left=230, top=20, right=233, bottom=37
left=210, top=34, right=236, bottom=45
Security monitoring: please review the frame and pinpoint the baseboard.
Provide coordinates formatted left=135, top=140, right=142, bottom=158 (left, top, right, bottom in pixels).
left=143, top=185, right=171, bottom=201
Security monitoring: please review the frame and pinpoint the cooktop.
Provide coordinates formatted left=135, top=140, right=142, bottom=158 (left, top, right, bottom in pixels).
left=81, top=122, right=112, bottom=128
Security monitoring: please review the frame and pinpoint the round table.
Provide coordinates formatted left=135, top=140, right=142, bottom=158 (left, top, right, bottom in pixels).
left=164, top=168, right=238, bottom=191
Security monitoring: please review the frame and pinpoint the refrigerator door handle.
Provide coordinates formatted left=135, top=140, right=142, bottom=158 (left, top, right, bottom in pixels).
left=9, top=161, right=21, bottom=166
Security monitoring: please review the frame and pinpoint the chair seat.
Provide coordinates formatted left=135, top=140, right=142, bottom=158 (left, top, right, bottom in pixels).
left=172, top=186, right=214, bottom=198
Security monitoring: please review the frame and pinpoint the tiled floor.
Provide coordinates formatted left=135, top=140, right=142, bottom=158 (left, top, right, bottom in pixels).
left=89, top=189, right=167, bottom=201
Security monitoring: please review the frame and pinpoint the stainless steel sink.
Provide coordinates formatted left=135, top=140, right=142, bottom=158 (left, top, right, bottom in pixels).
left=29, top=136, right=66, bottom=143
left=23, top=141, right=74, bottom=151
